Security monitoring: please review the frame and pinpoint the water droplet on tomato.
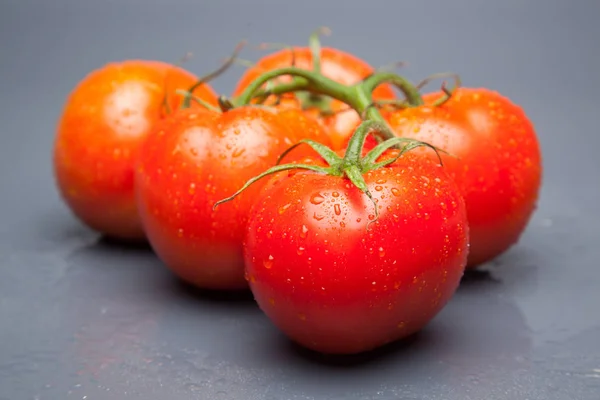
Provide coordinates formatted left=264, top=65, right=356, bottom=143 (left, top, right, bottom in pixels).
left=278, top=203, right=291, bottom=214
left=313, top=212, right=324, bottom=221
left=378, top=247, right=386, bottom=258
left=376, top=179, right=386, bottom=184
left=375, top=185, right=383, bottom=191
left=310, top=193, right=325, bottom=205
left=188, top=182, right=196, bottom=194
left=177, top=228, right=184, bottom=237
left=263, top=255, right=274, bottom=269
left=297, top=247, right=305, bottom=255
left=299, top=225, right=308, bottom=238
left=334, top=204, right=341, bottom=215
left=340, top=221, right=346, bottom=228
left=298, top=313, right=306, bottom=321
left=397, top=322, right=406, bottom=329
left=391, top=187, right=400, bottom=197
left=232, top=147, right=245, bottom=158
left=356, top=217, right=362, bottom=223
left=266, top=230, right=273, bottom=238
left=332, top=191, right=340, bottom=198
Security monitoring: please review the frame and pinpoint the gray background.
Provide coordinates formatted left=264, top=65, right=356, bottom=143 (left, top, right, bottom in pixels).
left=1, top=0, right=599, bottom=399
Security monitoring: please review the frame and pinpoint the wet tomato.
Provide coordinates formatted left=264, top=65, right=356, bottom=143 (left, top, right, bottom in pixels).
left=242, top=150, right=469, bottom=354
left=53, top=60, right=217, bottom=241
left=232, top=47, right=396, bottom=149
left=385, top=87, right=542, bottom=267
left=135, top=106, right=331, bottom=290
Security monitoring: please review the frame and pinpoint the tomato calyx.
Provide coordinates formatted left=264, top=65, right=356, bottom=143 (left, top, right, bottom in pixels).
left=213, top=120, right=444, bottom=227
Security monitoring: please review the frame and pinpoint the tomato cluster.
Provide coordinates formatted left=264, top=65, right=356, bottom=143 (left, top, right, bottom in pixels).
left=53, top=30, right=542, bottom=355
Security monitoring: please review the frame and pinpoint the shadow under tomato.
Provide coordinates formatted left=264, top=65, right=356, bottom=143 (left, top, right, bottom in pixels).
left=460, top=268, right=502, bottom=288
left=172, top=277, right=256, bottom=306
left=96, top=234, right=153, bottom=252
left=458, top=245, right=540, bottom=296
left=282, top=330, right=434, bottom=369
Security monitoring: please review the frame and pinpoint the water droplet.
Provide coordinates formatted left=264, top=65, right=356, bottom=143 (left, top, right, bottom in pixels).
left=397, top=322, right=406, bottom=329
left=376, top=178, right=386, bottom=184
left=391, top=187, right=400, bottom=197
left=332, top=191, right=340, bottom=198
left=232, top=147, right=245, bottom=158
left=310, top=193, right=325, bottom=205
left=299, top=224, right=308, bottom=238
left=298, top=313, right=306, bottom=321
left=334, top=204, right=341, bottom=215
left=340, top=221, right=346, bottom=228
left=266, top=230, right=273, bottom=238
left=375, top=185, right=383, bottom=191
left=188, top=182, right=196, bottom=194
left=378, top=247, right=386, bottom=258
left=297, top=247, right=305, bottom=255
left=263, top=255, right=274, bottom=269
left=177, top=228, right=184, bottom=237
left=313, top=212, right=324, bottom=221
left=278, top=203, right=291, bottom=214
left=356, top=217, right=362, bottom=223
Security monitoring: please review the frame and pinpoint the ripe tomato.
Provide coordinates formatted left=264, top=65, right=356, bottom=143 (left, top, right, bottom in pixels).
left=53, top=60, right=218, bottom=241
left=135, top=106, right=331, bottom=290
left=243, top=150, right=469, bottom=354
left=385, top=87, right=542, bottom=267
left=232, top=47, right=396, bottom=149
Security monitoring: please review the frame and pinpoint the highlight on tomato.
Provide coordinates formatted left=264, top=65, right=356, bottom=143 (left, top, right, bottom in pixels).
left=231, top=28, right=396, bottom=149
left=214, top=121, right=469, bottom=354
left=53, top=59, right=218, bottom=241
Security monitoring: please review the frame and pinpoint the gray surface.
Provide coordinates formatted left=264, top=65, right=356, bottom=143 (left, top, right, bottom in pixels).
left=1, top=0, right=599, bottom=399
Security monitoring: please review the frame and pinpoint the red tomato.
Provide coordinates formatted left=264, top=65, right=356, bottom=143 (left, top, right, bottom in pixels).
left=243, top=150, right=469, bottom=354
left=385, top=87, right=542, bottom=267
left=135, top=106, right=331, bottom=290
left=232, top=47, right=396, bottom=149
left=53, top=60, right=218, bottom=241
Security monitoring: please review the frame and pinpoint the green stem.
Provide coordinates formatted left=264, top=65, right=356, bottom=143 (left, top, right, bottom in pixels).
left=342, top=120, right=390, bottom=168
left=362, top=72, right=424, bottom=106
left=231, top=66, right=392, bottom=138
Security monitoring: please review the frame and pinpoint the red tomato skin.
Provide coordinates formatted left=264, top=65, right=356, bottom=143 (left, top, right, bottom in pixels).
left=53, top=60, right=217, bottom=241
left=233, top=47, right=396, bottom=149
left=243, top=152, right=469, bottom=354
left=135, top=107, right=330, bottom=290
left=386, top=88, right=542, bottom=267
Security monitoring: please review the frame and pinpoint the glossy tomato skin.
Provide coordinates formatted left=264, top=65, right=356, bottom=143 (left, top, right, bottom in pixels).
left=233, top=47, right=396, bottom=149
left=54, top=60, right=217, bottom=241
left=243, top=151, right=469, bottom=354
left=135, top=106, right=330, bottom=290
left=386, top=87, right=542, bottom=267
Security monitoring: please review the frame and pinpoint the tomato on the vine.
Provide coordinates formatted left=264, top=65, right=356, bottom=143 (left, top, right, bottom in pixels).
left=135, top=106, right=331, bottom=290
left=385, top=87, right=542, bottom=267
left=232, top=47, right=396, bottom=149
left=216, top=121, right=469, bottom=354
left=53, top=60, right=218, bottom=241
